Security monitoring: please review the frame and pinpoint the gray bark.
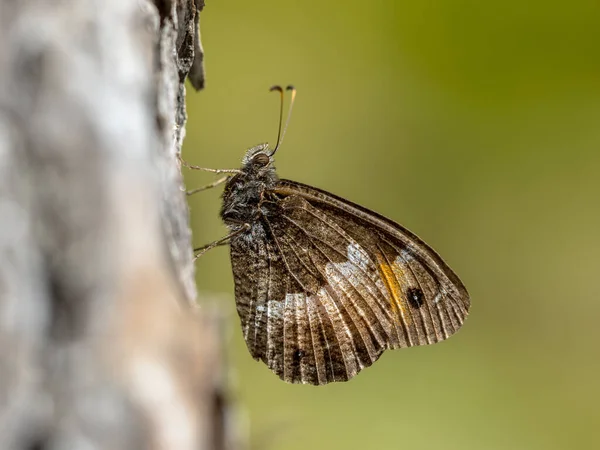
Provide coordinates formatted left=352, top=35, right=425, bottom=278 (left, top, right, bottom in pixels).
left=0, top=1, right=234, bottom=449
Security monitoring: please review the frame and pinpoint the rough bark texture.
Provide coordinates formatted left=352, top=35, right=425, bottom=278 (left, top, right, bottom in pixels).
left=0, top=1, right=234, bottom=449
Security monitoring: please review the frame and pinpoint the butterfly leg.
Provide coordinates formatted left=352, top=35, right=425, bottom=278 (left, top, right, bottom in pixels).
left=193, top=223, right=251, bottom=261
left=186, top=175, right=229, bottom=196
left=178, top=153, right=241, bottom=175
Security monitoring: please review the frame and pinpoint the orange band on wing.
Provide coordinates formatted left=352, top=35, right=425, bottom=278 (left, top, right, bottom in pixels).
left=376, top=256, right=411, bottom=325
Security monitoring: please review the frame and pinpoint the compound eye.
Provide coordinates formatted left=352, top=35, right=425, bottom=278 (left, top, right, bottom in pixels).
left=252, top=152, right=270, bottom=166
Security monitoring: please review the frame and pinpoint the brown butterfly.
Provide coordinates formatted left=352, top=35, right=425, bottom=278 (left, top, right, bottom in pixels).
left=185, top=86, right=470, bottom=385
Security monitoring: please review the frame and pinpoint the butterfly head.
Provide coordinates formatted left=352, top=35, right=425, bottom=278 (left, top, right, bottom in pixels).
left=239, top=143, right=277, bottom=176
left=242, top=143, right=274, bottom=166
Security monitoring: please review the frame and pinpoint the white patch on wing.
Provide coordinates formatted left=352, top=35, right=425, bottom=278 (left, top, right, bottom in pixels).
left=399, top=249, right=414, bottom=262
left=266, top=299, right=284, bottom=320
left=255, top=303, right=265, bottom=330
left=434, top=286, right=448, bottom=304
left=346, top=242, right=371, bottom=271
left=285, top=293, right=304, bottom=305
left=325, top=242, right=372, bottom=284
left=258, top=301, right=284, bottom=321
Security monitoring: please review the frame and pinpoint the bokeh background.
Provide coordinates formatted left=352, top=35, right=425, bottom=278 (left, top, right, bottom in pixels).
left=183, top=1, right=600, bottom=449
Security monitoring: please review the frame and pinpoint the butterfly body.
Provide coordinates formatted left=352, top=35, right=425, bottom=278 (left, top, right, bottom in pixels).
left=220, top=144, right=470, bottom=385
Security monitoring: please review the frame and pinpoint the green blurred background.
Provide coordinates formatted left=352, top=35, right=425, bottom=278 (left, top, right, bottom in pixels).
left=183, top=1, right=600, bottom=449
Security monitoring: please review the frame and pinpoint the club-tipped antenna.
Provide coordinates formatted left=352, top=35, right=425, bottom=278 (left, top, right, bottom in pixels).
left=269, top=85, right=284, bottom=152
left=269, top=85, right=297, bottom=156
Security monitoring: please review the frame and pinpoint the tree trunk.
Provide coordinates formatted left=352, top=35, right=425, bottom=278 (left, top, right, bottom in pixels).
left=0, top=1, right=234, bottom=449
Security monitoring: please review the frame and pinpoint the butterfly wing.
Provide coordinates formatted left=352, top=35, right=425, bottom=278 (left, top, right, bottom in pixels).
left=230, top=179, right=470, bottom=385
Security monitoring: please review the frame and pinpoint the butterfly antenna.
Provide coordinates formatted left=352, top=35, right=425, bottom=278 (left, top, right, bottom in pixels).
left=269, top=85, right=284, bottom=153
left=269, top=85, right=297, bottom=156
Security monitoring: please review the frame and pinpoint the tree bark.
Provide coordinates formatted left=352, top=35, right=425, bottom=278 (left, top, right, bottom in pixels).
left=0, top=1, right=233, bottom=449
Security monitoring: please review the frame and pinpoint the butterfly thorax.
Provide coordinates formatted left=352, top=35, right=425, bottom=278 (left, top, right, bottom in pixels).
left=220, top=145, right=279, bottom=230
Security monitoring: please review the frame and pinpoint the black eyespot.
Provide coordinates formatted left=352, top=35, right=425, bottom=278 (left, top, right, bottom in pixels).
left=252, top=152, right=270, bottom=166
left=407, top=287, right=424, bottom=309
left=293, top=349, right=305, bottom=362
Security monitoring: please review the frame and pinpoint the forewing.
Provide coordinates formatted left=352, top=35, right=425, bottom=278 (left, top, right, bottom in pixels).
left=273, top=179, right=470, bottom=340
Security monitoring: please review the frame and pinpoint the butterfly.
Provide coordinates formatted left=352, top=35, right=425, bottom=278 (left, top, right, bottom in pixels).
left=185, top=86, right=470, bottom=385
